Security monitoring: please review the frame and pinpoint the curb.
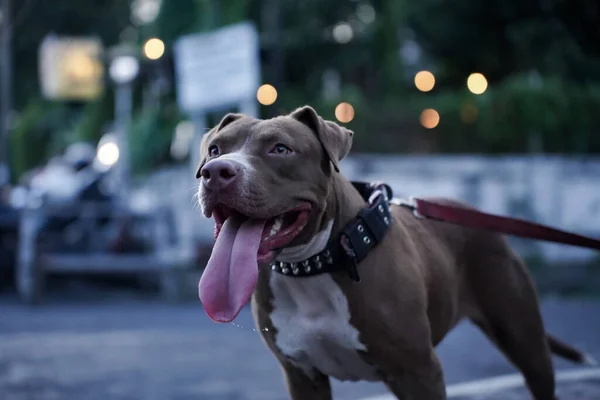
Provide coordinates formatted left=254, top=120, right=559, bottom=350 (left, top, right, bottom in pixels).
left=359, top=367, right=600, bottom=400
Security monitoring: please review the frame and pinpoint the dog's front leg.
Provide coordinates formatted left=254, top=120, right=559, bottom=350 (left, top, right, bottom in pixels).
left=383, top=350, right=446, bottom=400
left=279, top=361, right=332, bottom=400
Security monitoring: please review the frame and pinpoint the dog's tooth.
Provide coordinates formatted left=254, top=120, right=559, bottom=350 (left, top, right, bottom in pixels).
left=267, top=217, right=284, bottom=238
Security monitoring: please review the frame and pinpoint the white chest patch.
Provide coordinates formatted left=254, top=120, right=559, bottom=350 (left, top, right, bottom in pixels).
left=269, top=221, right=379, bottom=382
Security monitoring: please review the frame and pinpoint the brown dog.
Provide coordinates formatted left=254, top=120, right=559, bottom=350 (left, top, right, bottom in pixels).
left=196, top=106, right=594, bottom=400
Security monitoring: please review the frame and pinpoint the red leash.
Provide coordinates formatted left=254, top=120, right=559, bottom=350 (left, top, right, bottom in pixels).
left=397, top=198, right=600, bottom=251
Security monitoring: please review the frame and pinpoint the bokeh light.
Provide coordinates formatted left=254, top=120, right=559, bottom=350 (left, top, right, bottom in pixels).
left=143, top=38, right=165, bottom=60
left=131, top=0, right=162, bottom=26
left=420, top=108, right=440, bottom=129
left=356, top=4, right=376, bottom=24
left=414, top=70, right=435, bottom=92
left=335, top=102, right=355, bottom=123
left=332, top=22, right=354, bottom=43
left=467, top=73, right=488, bottom=95
left=256, top=84, right=278, bottom=105
left=108, top=55, right=140, bottom=84
left=97, top=142, right=120, bottom=166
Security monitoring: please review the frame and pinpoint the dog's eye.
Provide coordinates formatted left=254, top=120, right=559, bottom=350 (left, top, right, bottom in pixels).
left=270, top=144, right=292, bottom=155
left=208, top=145, right=219, bottom=157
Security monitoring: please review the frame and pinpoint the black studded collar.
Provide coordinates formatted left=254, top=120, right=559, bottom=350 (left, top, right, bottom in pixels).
left=270, top=181, right=393, bottom=282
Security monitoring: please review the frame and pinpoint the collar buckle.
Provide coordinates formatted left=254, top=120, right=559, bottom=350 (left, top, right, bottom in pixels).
left=271, top=180, right=393, bottom=281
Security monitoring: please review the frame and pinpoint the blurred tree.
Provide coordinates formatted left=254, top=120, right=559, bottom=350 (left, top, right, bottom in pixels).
left=154, top=0, right=197, bottom=44
left=406, top=0, right=600, bottom=85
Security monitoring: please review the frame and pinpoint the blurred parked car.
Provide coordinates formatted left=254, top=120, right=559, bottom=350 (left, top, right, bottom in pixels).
left=13, top=139, right=182, bottom=303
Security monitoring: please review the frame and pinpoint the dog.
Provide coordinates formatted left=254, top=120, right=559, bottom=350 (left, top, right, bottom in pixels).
left=196, top=106, right=594, bottom=400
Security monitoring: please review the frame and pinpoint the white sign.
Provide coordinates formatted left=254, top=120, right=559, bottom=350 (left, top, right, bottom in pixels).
left=174, top=22, right=261, bottom=113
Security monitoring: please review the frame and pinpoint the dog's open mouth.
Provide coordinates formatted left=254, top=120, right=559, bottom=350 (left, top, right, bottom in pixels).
left=212, top=203, right=312, bottom=263
left=198, top=202, right=311, bottom=323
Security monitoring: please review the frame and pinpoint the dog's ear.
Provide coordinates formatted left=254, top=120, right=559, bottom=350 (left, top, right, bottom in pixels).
left=290, top=106, right=354, bottom=173
left=195, top=113, right=244, bottom=178
left=216, top=113, right=243, bottom=131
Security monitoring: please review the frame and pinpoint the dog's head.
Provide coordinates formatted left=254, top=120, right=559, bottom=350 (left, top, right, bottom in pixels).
left=196, top=106, right=353, bottom=322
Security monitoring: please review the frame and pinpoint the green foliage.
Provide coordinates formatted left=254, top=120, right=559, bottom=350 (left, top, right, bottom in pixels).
left=10, top=99, right=67, bottom=180
left=154, top=0, right=197, bottom=43
left=129, top=103, right=183, bottom=175
left=339, top=75, right=600, bottom=154
left=72, top=94, right=114, bottom=145
left=424, top=75, right=600, bottom=154
left=406, top=0, right=600, bottom=85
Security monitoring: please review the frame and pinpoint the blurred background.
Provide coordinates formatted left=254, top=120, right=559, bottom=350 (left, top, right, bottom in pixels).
left=0, top=1, right=599, bottom=399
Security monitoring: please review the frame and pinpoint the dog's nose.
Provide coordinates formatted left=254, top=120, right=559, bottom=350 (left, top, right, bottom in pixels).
left=200, top=159, right=240, bottom=190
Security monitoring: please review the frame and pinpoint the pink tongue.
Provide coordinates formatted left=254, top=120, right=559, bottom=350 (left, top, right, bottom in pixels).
left=198, top=215, right=266, bottom=322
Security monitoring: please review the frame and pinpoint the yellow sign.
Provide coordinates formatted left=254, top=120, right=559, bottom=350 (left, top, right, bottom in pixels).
left=39, top=35, right=105, bottom=101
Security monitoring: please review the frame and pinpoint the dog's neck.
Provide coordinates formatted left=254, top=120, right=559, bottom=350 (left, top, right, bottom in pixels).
left=277, top=173, right=367, bottom=263
left=327, top=173, right=369, bottom=240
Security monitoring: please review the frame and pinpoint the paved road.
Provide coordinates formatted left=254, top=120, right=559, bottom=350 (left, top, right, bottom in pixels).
left=0, top=293, right=598, bottom=400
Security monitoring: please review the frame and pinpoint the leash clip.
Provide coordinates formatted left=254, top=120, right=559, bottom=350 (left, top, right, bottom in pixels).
left=392, top=196, right=425, bottom=220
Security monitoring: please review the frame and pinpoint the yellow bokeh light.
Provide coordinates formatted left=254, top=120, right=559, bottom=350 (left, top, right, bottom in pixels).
left=467, top=73, right=488, bottom=95
left=414, top=70, right=435, bottom=92
left=420, top=108, right=440, bottom=129
left=144, top=38, right=165, bottom=60
left=335, top=102, right=355, bottom=123
left=256, top=84, right=278, bottom=105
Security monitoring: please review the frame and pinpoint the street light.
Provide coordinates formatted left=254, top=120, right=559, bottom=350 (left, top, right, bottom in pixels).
left=256, top=84, right=277, bottom=105
left=467, top=73, right=488, bottom=95
left=96, top=133, right=120, bottom=168
left=108, top=52, right=140, bottom=201
left=143, top=38, right=165, bottom=60
left=109, top=55, right=139, bottom=85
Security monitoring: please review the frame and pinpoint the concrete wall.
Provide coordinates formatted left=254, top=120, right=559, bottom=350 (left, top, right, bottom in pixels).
left=142, top=155, right=600, bottom=264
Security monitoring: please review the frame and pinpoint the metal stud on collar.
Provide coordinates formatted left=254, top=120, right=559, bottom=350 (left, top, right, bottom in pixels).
left=363, top=236, right=371, bottom=244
